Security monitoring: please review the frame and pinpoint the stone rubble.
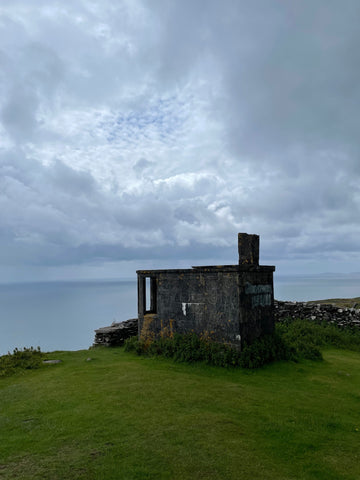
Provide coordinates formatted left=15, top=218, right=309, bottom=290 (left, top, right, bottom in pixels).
left=275, top=300, right=360, bottom=329
left=93, top=318, right=138, bottom=347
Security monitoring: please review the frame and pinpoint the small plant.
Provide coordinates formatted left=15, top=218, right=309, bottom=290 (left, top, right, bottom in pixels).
left=0, top=346, right=45, bottom=377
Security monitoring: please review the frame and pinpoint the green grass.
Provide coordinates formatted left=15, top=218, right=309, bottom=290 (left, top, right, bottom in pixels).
left=1, top=347, right=360, bottom=479
left=277, top=318, right=360, bottom=355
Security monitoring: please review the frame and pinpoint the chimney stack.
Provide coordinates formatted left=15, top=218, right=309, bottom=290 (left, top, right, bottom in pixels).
left=238, top=233, right=259, bottom=265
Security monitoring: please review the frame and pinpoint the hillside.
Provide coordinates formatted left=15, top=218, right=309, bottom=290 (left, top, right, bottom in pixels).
left=1, top=347, right=360, bottom=479
left=307, top=297, right=360, bottom=308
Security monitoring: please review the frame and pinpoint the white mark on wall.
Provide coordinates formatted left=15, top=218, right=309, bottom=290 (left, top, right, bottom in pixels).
left=182, top=303, right=203, bottom=316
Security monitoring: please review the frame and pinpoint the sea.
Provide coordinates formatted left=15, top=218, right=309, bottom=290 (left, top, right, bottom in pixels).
left=1, top=274, right=359, bottom=355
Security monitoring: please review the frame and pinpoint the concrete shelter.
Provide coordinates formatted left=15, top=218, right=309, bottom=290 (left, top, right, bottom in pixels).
left=137, top=233, right=275, bottom=349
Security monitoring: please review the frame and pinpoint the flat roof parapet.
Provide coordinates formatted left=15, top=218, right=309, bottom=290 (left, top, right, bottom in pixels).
left=136, top=264, right=275, bottom=275
left=192, top=264, right=275, bottom=272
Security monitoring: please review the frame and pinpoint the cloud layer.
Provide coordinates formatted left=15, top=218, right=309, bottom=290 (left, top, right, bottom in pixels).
left=1, top=0, right=359, bottom=279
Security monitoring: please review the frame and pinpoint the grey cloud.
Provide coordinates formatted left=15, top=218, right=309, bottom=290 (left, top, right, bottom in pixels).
left=221, top=4, right=360, bottom=161
left=2, top=86, right=39, bottom=140
left=153, top=1, right=360, bottom=161
left=0, top=149, right=237, bottom=266
left=133, top=158, right=155, bottom=178
left=174, top=206, right=199, bottom=225
left=1, top=41, right=64, bottom=142
left=0, top=0, right=359, bottom=278
left=49, top=160, right=96, bottom=197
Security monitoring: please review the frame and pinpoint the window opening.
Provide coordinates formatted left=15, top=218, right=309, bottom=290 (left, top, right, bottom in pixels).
left=145, top=276, right=157, bottom=313
left=145, top=277, right=151, bottom=311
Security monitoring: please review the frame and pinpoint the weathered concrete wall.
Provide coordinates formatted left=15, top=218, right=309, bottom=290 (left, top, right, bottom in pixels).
left=137, top=264, right=275, bottom=349
left=239, top=268, right=275, bottom=345
left=138, top=267, right=241, bottom=347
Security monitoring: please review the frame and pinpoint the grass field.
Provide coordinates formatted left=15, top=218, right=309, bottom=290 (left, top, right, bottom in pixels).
left=1, top=347, right=360, bottom=480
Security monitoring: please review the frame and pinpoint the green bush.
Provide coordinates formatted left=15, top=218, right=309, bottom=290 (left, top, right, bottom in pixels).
left=125, top=333, right=290, bottom=369
left=0, top=347, right=45, bottom=377
left=124, top=335, right=139, bottom=352
left=239, top=333, right=293, bottom=368
left=276, top=320, right=323, bottom=361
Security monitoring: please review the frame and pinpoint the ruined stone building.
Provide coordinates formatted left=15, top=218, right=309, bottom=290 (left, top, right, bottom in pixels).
left=137, top=233, right=275, bottom=350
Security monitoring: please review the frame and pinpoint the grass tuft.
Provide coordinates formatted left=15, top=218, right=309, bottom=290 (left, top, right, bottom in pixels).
left=0, top=347, right=45, bottom=377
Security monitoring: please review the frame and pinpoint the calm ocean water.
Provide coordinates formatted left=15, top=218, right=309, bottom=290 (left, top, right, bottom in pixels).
left=1, top=275, right=359, bottom=355
left=0, top=280, right=137, bottom=356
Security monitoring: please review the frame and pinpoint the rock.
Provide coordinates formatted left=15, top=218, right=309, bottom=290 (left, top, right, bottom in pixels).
left=93, top=318, right=138, bottom=347
left=43, top=359, right=62, bottom=364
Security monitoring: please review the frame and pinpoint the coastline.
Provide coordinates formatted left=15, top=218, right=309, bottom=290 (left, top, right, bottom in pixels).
left=1, top=275, right=359, bottom=355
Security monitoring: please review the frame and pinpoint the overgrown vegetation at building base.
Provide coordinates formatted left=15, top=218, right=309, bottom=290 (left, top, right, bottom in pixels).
left=125, top=318, right=360, bottom=368
left=125, top=332, right=290, bottom=368
left=125, top=333, right=292, bottom=368
left=0, top=346, right=44, bottom=377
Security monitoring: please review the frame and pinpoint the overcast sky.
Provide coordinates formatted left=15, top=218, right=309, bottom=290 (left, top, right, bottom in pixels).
left=1, top=0, right=359, bottom=282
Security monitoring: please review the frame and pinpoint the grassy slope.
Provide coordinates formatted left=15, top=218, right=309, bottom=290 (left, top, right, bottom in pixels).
left=306, top=297, right=360, bottom=308
left=0, top=348, right=360, bottom=480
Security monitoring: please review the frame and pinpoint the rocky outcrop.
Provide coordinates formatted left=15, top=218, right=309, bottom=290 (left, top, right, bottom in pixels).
left=275, top=300, right=360, bottom=329
left=93, top=318, right=138, bottom=347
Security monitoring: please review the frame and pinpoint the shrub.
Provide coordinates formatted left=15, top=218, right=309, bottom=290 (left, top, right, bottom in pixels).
left=0, top=347, right=45, bottom=377
left=125, top=333, right=291, bottom=369
left=276, top=320, right=323, bottom=361
left=124, top=336, right=139, bottom=352
left=239, top=333, right=293, bottom=369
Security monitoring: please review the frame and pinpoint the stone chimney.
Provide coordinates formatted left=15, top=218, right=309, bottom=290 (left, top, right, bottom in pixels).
left=238, top=233, right=259, bottom=266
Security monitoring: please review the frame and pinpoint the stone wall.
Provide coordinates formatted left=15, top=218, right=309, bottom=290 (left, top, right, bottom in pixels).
left=93, top=300, right=360, bottom=348
left=93, top=318, right=138, bottom=347
left=275, top=300, right=360, bottom=329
